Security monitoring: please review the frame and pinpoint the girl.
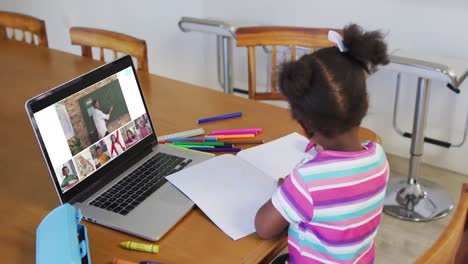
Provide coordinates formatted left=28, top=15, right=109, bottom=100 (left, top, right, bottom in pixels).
left=110, top=133, right=126, bottom=158
left=60, top=165, right=79, bottom=188
left=76, top=155, right=95, bottom=177
left=125, top=129, right=138, bottom=148
left=255, top=24, right=390, bottom=264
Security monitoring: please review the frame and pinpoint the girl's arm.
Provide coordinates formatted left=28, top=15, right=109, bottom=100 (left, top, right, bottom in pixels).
left=255, top=199, right=289, bottom=240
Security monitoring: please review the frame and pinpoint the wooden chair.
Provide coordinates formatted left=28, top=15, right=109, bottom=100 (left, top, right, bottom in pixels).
left=69, top=27, right=148, bottom=72
left=236, top=26, right=339, bottom=101
left=416, top=183, right=468, bottom=264
left=0, top=11, right=48, bottom=47
left=236, top=26, right=382, bottom=144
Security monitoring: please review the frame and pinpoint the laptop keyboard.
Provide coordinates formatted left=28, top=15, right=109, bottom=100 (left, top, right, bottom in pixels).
left=89, top=152, right=192, bottom=215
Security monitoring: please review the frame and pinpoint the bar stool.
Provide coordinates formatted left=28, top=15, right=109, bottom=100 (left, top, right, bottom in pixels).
left=383, top=51, right=468, bottom=221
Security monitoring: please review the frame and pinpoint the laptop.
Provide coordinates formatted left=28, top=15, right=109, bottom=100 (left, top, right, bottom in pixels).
left=25, top=55, right=211, bottom=241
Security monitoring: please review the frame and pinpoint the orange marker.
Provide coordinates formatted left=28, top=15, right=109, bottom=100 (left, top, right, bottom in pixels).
left=209, top=134, right=255, bottom=139
left=113, top=258, right=138, bottom=264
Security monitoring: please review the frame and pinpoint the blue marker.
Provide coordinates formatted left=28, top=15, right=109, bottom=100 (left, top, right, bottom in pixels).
left=197, top=112, right=242, bottom=124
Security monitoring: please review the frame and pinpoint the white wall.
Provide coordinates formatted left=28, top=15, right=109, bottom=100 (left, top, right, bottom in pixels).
left=2, top=0, right=467, bottom=176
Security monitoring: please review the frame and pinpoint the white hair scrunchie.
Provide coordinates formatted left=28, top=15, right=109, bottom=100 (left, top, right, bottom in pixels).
left=328, top=30, right=348, bottom=53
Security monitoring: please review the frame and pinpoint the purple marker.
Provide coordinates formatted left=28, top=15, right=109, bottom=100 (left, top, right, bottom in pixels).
left=197, top=112, right=242, bottom=124
left=210, top=128, right=262, bottom=135
left=189, top=147, right=241, bottom=152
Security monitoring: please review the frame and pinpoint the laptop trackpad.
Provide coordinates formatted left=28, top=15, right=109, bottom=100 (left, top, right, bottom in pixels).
left=79, top=182, right=193, bottom=240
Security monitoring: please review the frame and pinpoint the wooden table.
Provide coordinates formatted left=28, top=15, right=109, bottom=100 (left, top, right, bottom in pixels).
left=0, top=42, right=377, bottom=263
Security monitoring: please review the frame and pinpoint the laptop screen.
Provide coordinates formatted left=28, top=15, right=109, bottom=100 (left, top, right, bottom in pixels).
left=27, top=56, right=156, bottom=200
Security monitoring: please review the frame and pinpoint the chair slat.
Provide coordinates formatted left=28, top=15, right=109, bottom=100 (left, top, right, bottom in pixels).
left=0, top=26, right=6, bottom=41
left=291, top=46, right=296, bottom=61
left=113, top=50, right=118, bottom=60
left=247, top=46, right=256, bottom=99
left=99, top=47, right=105, bottom=61
left=271, top=46, right=277, bottom=93
left=81, top=46, right=92, bottom=58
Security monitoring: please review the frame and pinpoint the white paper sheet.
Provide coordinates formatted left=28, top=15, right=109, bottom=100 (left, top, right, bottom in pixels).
left=236, top=132, right=311, bottom=180
left=167, top=154, right=277, bottom=240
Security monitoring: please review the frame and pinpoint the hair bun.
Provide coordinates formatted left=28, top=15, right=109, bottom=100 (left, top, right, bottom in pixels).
left=343, top=24, right=389, bottom=72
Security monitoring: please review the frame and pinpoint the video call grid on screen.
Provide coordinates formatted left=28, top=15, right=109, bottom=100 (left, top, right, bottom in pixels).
left=34, top=67, right=153, bottom=193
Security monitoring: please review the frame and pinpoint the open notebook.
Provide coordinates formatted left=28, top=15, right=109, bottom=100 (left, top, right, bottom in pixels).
left=167, top=132, right=314, bottom=240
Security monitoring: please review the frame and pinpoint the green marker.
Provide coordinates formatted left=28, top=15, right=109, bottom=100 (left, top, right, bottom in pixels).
left=166, top=144, right=215, bottom=156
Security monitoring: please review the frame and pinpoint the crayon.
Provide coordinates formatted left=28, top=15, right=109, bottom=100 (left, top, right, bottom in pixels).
left=120, top=241, right=159, bottom=254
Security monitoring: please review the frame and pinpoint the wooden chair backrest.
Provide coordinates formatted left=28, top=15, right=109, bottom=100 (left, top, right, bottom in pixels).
left=416, top=183, right=468, bottom=264
left=236, top=26, right=339, bottom=101
left=69, top=27, right=148, bottom=72
left=0, top=11, right=48, bottom=47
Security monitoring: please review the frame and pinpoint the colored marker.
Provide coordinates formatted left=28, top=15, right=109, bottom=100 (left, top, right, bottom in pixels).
left=208, top=131, right=256, bottom=136
left=197, top=112, right=242, bottom=124
left=215, top=144, right=233, bottom=148
left=189, top=147, right=242, bottom=152
left=169, top=144, right=215, bottom=148
left=222, top=139, right=265, bottom=144
left=210, top=134, right=255, bottom=139
left=209, top=128, right=262, bottom=135
left=112, top=258, right=138, bottom=264
left=165, top=137, right=217, bottom=142
left=113, top=258, right=161, bottom=264
left=173, top=141, right=225, bottom=146
left=167, top=144, right=215, bottom=156
left=120, top=241, right=159, bottom=254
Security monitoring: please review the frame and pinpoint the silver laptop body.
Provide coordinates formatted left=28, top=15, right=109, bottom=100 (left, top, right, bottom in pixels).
left=25, top=56, right=210, bottom=241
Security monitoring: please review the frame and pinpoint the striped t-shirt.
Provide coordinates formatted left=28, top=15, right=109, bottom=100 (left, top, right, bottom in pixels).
left=271, top=141, right=389, bottom=264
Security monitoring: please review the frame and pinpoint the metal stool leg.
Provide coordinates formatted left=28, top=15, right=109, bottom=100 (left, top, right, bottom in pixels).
left=383, top=78, right=454, bottom=221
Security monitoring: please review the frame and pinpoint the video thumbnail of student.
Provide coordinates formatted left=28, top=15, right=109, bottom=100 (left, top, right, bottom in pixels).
left=121, top=122, right=139, bottom=149
left=55, top=74, right=131, bottom=156
left=104, top=129, right=126, bottom=159
left=90, top=140, right=111, bottom=169
left=72, top=149, right=96, bottom=179
left=54, top=160, right=79, bottom=192
left=135, top=113, right=152, bottom=140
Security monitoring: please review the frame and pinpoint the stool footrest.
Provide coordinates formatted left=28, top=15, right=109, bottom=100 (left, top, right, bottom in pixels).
left=402, top=132, right=451, bottom=148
